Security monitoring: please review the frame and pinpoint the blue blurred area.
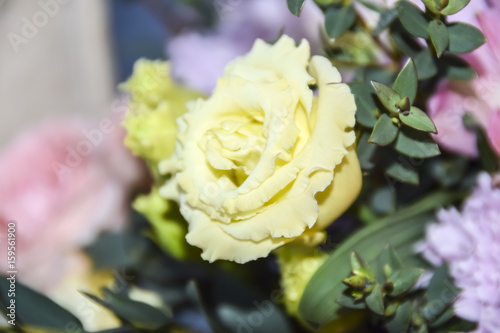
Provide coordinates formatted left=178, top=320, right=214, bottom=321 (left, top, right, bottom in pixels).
left=110, top=0, right=169, bottom=83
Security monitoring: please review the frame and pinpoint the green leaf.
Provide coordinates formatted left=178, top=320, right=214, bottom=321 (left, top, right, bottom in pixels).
left=351, top=252, right=375, bottom=281
left=396, top=1, right=430, bottom=39
left=325, top=4, right=357, bottom=38
left=286, top=0, right=306, bottom=16
left=187, top=275, right=292, bottom=333
left=371, top=81, right=401, bottom=113
left=423, top=265, right=460, bottom=321
left=373, top=9, right=398, bottom=36
left=441, top=0, right=471, bottom=15
left=329, top=30, right=379, bottom=65
left=366, top=284, right=385, bottom=316
left=477, top=127, right=500, bottom=172
left=349, top=82, right=378, bottom=128
left=429, top=20, right=449, bottom=57
left=388, top=268, right=425, bottom=296
left=400, top=106, right=437, bottom=133
left=393, top=59, right=418, bottom=103
left=429, top=306, right=455, bottom=328
left=336, top=291, right=367, bottom=309
left=448, top=23, right=486, bottom=54
left=378, top=245, right=403, bottom=279
left=413, top=49, right=438, bottom=79
left=394, top=127, right=440, bottom=158
left=385, top=300, right=411, bottom=333
left=83, top=290, right=171, bottom=329
left=299, top=191, right=464, bottom=326
left=422, top=0, right=443, bottom=13
left=370, top=187, right=396, bottom=214
left=369, top=114, right=399, bottom=146
left=358, top=131, right=378, bottom=170
left=385, top=159, right=420, bottom=185
left=441, top=55, right=477, bottom=80
left=0, top=279, right=84, bottom=331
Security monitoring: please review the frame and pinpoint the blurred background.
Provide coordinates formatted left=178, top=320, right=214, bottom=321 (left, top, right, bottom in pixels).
left=0, top=0, right=172, bottom=147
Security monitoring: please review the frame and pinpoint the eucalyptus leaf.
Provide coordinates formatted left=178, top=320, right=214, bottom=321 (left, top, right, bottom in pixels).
left=329, top=30, right=379, bottom=65
left=371, top=81, right=401, bottom=113
left=385, top=159, right=419, bottom=185
left=388, top=268, right=425, bottom=296
left=423, top=265, right=460, bottom=321
left=187, top=275, right=292, bottom=333
left=370, top=187, right=396, bottom=214
left=396, top=1, right=430, bottom=39
left=365, top=284, right=385, bottom=316
left=0, top=279, right=84, bottom=332
left=83, top=290, right=171, bottom=329
left=349, top=82, right=378, bottom=128
left=413, top=49, right=438, bottom=80
left=373, top=9, right=398, bottom=36
left=336, top=291, right=367, bottom=309
left=441, top=0, right=471, bottom=15
left=422, top=0, right=443, bottom=13
left=358, top=131, right=378, bottom=170
left=394, top=127, right=440, bottom=158
left=448, top=23, right=486, bottom=54
left=369, top=114, right=399, bottom=146
left=393, top=58, right=418, bottom=103
left=385, top=300, right=411, bottom=333
left=441, top=55, right=477, bottom=80
left=428, top=20, right=449, bottom=57
left=377, top=245, right=403, bottom=283
left=429, top=306, right=455, bottom=328
left=299, top=191, right=463, bottom=326
left=325, top=4, right=357, bottom=39
left=477, top=127, right=500, bottom=172
left=400, top=106, right=437, bottom=133
left=286, top=0, right=306, bottom=16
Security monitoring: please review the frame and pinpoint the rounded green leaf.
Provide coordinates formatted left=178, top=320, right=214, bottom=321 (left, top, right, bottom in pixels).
left=394, top=127, right=440, bottom=158
left=428, top=20, right=449, bottom=57
left=393, top=59, right=418, bottom=103
left=441, top=0, right=471, bottom=15
left=448, top=23, right=486, bottom=54
left=325, top=4, right=357, bottom=39
left=0, top=279, right=84, bottom=331
left=422, top=0, right=443, bottom=14
left=400, top=106, right=437, bottom=133
left=287, top=0, right=306, bottom=16
left=349, top=82, right=378, bottom=128
left=369, top=114, right=399, bottom=146
left=371, top=81, right=401, bottom=113
left=366, top=284, right=385, bottom=316
left=396, top=1, right=430, bottom=39
left=385, top=160, right=419, bottom=185
left=441, top=55, right=477, bottom=80
left=388, top=268, right=425, bottom=296
left=413, top=49, right=438, bottom=80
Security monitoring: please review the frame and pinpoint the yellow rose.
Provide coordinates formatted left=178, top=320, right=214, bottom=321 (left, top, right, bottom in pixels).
left=160, top=35, right=362, bottom=263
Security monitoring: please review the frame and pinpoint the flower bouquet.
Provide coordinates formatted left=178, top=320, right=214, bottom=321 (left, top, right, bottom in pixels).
left=1, top=0, right=499, bottom=332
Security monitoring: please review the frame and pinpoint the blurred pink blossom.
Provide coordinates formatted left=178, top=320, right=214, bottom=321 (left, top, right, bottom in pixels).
left=167, top=0, right=324, bottom=95
left=0, top=117, right=144, bottom=291
left=427, top=2, right=500, bottom=157
left=419, top=172, right=500, bottom=332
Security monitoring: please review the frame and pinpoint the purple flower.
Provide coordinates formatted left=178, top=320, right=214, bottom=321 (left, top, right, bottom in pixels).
left=167, top=0, right=323, bottom=95
left=419, top=173, right=500, bottom=332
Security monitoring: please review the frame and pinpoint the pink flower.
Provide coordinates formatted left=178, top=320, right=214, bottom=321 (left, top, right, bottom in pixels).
left=419, top=173, right=500, bottom=332
left=167, top=0, right=324, bottom=95
left=427, top=2, right=500, bottom=157
left=0, top=117, right=143, bottom=292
